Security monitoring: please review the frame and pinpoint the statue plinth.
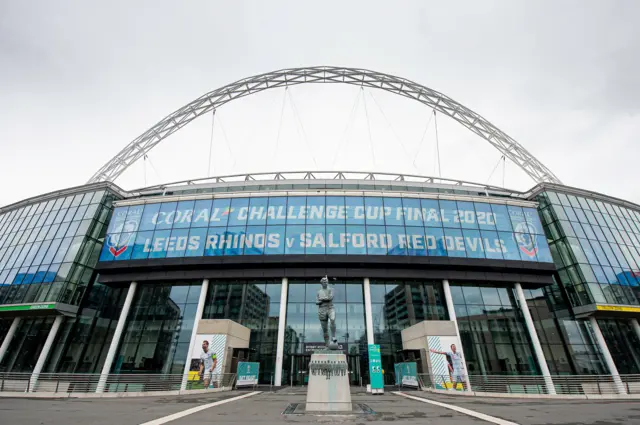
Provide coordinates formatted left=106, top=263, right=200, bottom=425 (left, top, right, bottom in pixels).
left=305, top=352, right=352, bottom=412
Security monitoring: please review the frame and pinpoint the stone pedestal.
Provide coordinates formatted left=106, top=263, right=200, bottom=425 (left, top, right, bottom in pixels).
left=305, top=352, right=352, bottom=412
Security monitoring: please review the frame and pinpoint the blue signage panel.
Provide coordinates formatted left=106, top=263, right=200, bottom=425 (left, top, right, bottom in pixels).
left=100, top=196, right=553, bottom=263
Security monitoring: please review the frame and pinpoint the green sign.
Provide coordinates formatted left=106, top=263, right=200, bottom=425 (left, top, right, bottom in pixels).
left=394, top=362, right=418, bottom=387
left=236, top=362, right=260, bottom=386
left=0, top=303, right=56, bottom=312
left=368, top=344, right=384, bottom=390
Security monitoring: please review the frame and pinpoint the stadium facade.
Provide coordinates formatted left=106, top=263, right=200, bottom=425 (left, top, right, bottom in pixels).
left=0, top=67, right=639, bottom=390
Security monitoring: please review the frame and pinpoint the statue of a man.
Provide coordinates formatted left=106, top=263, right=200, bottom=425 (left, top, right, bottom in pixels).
left=316, top=276, right=337, bottom=348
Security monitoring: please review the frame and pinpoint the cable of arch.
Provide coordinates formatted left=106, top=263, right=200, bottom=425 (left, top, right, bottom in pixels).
left=87, top=66, right=561, bottom=185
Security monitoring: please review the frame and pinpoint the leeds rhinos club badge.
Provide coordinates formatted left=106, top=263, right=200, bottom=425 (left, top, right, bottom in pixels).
left=107, top=210, right=141, bottom=258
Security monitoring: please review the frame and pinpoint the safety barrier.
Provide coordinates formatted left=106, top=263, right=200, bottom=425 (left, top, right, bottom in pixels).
left=417, top=374, right=640, bottom=395
left=0, top=372, right=236, bottom=394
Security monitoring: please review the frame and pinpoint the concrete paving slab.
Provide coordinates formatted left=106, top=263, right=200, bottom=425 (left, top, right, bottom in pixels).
left=0, top=390, right=251, bottom=425
left=409, top=391, right=640, bottom=425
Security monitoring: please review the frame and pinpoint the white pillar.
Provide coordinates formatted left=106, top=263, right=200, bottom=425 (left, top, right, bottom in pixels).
left=180, top=279, right=209, bottom=390
left=274, top=277, right=288, bottom=386
left=589, top=316, right=626, bottom=394
left=0, top=317, right=21, bottom=364
left=514, top=283, right=556, bottom=395
left=96, top=281, right=137, bottom=393
left=28, top=315, right=63, bottom=392
left=363, top=278, right=375, bottom=345
left=631, top=319, right=640, bottom=343
left=442, top=280, right=472, bottom=391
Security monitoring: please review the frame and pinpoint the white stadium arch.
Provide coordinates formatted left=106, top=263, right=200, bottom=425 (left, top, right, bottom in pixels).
left=88, top=66, right=561, bottom=185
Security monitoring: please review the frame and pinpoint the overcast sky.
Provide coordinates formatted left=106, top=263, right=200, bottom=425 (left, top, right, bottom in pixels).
left=1, top=1, right=639, bottom=207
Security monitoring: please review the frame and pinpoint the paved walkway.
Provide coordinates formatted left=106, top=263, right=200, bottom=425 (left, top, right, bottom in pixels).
left=0, top=388, right=639, bottom=424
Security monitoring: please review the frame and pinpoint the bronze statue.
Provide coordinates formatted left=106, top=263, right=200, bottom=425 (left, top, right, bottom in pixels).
left=316, top=276, right=338, bottom=349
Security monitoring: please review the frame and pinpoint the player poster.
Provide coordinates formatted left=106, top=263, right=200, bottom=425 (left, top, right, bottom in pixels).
left=187, top=334, right=227, bottom=389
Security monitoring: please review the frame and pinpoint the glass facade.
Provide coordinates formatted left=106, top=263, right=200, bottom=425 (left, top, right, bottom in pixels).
left=370, top=280, right=447, bottom=383
left=99, top=196, right=552, bottom=262
left=0, top=188, right=117, bottom=306
left=283, top=280, right=366, bottom=385
left=537, top=190, right=640, bottom=307
left=3, top=180, right=640, bottom=387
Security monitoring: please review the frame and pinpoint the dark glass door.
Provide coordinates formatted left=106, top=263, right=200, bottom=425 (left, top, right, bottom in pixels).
left=347, top=354, right=362, bottom=386
left=290, top=354, right=311, bottom=386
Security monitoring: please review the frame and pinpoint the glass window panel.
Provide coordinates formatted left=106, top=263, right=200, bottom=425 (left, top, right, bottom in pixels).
left=191, top=199, right=213, bottom=228
left=227, top=198, right=249, bottom=227
left=266, top=197, right=287, bottom=226
left=204, top=227, right=226, bottom=256
left=52, top=237, right=72, bottom=263
left=499, top=231, right=521, bottom=261
left=386, top=226, right=406, bottom=256
left=288, top=283, right=305, bottom=302
left=365, top=225, right=387, bottom=255
left=456, top=201, right=478, bottom=229
left=282, top=225, right=304, bottom=255
left=224, top=226, right=245, bottom=256
left=382, top=197, right=404, bottom=226
left=131, top=231, right=153, bottom=260
left=138, top=203, right=161, bottom=232
left=346, top=225, right=367, bottom=255
left=243, top=226, right=266, bottom=256
left=405, top=226, right=427, bottom=256
left=63, top=207, right=78, bottom=223
left=443, top=227, right=466, bottom=257
left=172, top=200, right=195, bottom=229
left=326, top=224, right=346, bottom=255
left=402, top=198, right=423, bottom=227
left=462, top=229, right=485, bottom=259
left=107, top=207, right=129, bottom=233
left=364, top=197, right=385, bottom=225
left=285, top=196, right=306, bottom=225
left=345, top=196, right=365, bottom=225
left=148, top=230, right=170, bottom=259
left=264, top=226, right=285, bottom=255
left=305, top=225, right=325, bottom=255
left=247, top=197, right=269, bottom=226
left=480, top=230, right=504, bottom=260
left=153, top=202, right=178, bottom=231
left=425, top=227, right=447, bottom=256
left=514, top=231, right=540, bottom=261
left=439, top=200, right=459, bottom=229
left=210, top=198, right=232, bottom=227
left=491, top=204, right=512, bottom=232
left=165, top=228, right=190, bottom=258
left=474, top=202, right=498, bottom=231
left=306, top=196, right=325, bottom=225
left=421, top=199, right=442, bottom=228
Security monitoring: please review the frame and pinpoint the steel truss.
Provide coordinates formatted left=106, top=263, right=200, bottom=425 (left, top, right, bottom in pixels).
left=133, top=170, right=519, bottom=195
left=88, top=66, right=561, bottom=184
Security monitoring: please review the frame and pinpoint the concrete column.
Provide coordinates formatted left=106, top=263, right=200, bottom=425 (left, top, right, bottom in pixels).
left=363, top=278, right=375, bottom=345
left=180, top=278, right=209, bottom=390
left=29, top=315, right=64, bottom=392
left=0, top=317, right=21, bottom=365
left=589, top=316, right=626, bottom=394
left=96, top=281, right=137, bottom=393
left=514, top=283, right=556, bottom=395
left=274, top=277, right=288, bottom=386
left=441, top=280, right=472, bottom=391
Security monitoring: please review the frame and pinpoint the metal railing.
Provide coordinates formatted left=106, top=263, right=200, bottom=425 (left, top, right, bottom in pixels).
left=417, top=374, right=640, bottom=395
left=0, top=373, right=236, bottom=394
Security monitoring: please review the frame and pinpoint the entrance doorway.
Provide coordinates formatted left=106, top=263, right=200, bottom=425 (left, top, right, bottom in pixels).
left=289, top=354, right=363, bottom=386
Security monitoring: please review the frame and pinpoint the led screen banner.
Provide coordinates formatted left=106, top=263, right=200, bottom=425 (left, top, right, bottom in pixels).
left=99, top=195, right=553, bottom=263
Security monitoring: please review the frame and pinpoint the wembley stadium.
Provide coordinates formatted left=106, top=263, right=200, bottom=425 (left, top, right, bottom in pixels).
left=0, top=67, right=639, bottom=393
